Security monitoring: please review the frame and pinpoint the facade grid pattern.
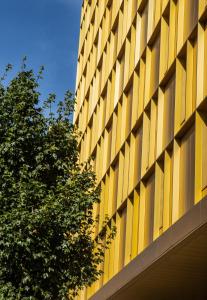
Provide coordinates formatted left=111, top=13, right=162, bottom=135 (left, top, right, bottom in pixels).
left=74, top=0, right=207, bottom=299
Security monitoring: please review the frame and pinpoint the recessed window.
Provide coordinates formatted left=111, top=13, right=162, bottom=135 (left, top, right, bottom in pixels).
left=140, top=2, right=149, bottom=54
left=179, top=126, right=195, bottom=215
left=163, top=75, right=175, bottom=148
left=150, top=35, right=160, bottom=95
left=119, top=207, right=127, bottom=270
left=144, top=174, right=155, bottom=247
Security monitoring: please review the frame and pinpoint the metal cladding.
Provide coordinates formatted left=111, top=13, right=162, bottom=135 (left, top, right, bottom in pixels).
left=75, top=1, right=207, bottom=299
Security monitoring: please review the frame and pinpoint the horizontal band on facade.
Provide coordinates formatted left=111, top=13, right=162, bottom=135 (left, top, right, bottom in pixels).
left=90, top=195, right=207, bottom=300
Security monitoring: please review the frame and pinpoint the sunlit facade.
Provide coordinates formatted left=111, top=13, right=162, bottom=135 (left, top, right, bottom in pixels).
left=74, top=1, right=207, bottom=299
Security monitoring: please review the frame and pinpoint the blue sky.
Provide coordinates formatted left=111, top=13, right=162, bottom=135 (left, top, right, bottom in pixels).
left=0, top=0, right=82, bottom=102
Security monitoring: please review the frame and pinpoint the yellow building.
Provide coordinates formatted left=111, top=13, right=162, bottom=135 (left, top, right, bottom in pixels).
left=74, top=0, right=207, bottom=299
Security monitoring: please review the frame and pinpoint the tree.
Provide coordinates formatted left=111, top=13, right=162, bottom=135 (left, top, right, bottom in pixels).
left=0, top=62, right=114, bottom=300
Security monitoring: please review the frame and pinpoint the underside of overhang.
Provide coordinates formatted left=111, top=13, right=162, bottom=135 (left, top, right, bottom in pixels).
left=90, top=196, right=207, bottom=300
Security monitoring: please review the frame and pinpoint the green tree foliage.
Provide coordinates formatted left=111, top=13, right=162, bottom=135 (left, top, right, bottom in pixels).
left=0, top=62, right=114, bottom=300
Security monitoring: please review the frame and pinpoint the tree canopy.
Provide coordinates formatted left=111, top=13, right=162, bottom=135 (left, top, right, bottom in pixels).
left=0, top=62, right=114, bottom=300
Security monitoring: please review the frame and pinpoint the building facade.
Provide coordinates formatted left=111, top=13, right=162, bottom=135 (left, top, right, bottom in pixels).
left=74, top=0, right=207, bottom=299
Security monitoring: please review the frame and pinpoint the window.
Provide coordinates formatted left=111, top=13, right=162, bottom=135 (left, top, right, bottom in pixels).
left=124, top=33, right=131, bottom=86
left=129, top=125, right=143, bottom=193
left=117, top=149, right=124, bottom=207
left=154, top=159, right=164, bottom=239
left=116, top=102, right=122, bottom=152
left=111, top=161, right=119, bottom=213
left=131, top=70, right=140, bottom=126
left=140, top=2, right=148, bottom=54
left=117, top=8, right=124, bottom=51
left=114, top=54, right=125, bottom=107
left=111, top=111, right=117, bottom=160
left=195, top=111, right=207, bottom=202
left=160, top=11, right=169, bottom=79
left=163, top=149, right=174, bottom=231
left=179, top=126, right=195, bottom=215
left=131, top=189, right=140, bottom=258
left=123, top=142, right=130, bottom=200
left=177, top=51, right=187, bottom=125
left=186, top=36, right=197, bottom=115
left=185, top=0, right=198, bottom=38
left=111, top=24, right=118, bottom=63
left=144, top=174, right=155, bottom=247
left=142, top=99, right=157, bottom=172
left=122, top=86, right=133, bottom=142
left=106, top=124, right=112, bottom=169
left=202, top=117, right=207, bottom=190
left=136, top=126, right=143, bottom=182
left=108, top=218, right=116, bottom=279
left=142, top=110, right=151, bottom=172
left=119, top=207, right=127, bottom=270
left=150, top=35, right=160, bottom=95
left=163, top=75, right=175, bottom=148
left=149, top=99, right=158, bottom=165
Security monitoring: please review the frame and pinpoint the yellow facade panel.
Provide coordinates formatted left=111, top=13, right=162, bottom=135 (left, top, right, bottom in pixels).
left=108, top=218, right=116, bottom=279
left=118, top=207, right=127, bottom=270
left=75, top=1, right=207, bottom=298
left=131, top=190, right=140, bottom=259
left=122, top=142, right=130, bottom=201
left=195, top=112, right=203, bottom=203
left=124, top=198, right=133, bottom=265
left=131, top=70, right=139, bottom=127
left=163, top=150, right=173, bottom=231
left=159, top=16, right=169, bottom=81
left=186, top=38, right=197, bottom=118
left=149, top=99, right=157, bottom=166
left=156, top=88, right=164, bottom=156
left=179, top=126, right=195, bottom=217
left=199, top=0, right=207, bottom=18
left=137, top=182, right=146, bottom=254
left=153, top=161, right=164, bottom=240
left=172, top=140, right=180, bottom=223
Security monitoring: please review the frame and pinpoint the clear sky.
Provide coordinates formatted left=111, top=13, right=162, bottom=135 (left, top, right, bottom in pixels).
left=0, top=0, right=82, bottom=102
